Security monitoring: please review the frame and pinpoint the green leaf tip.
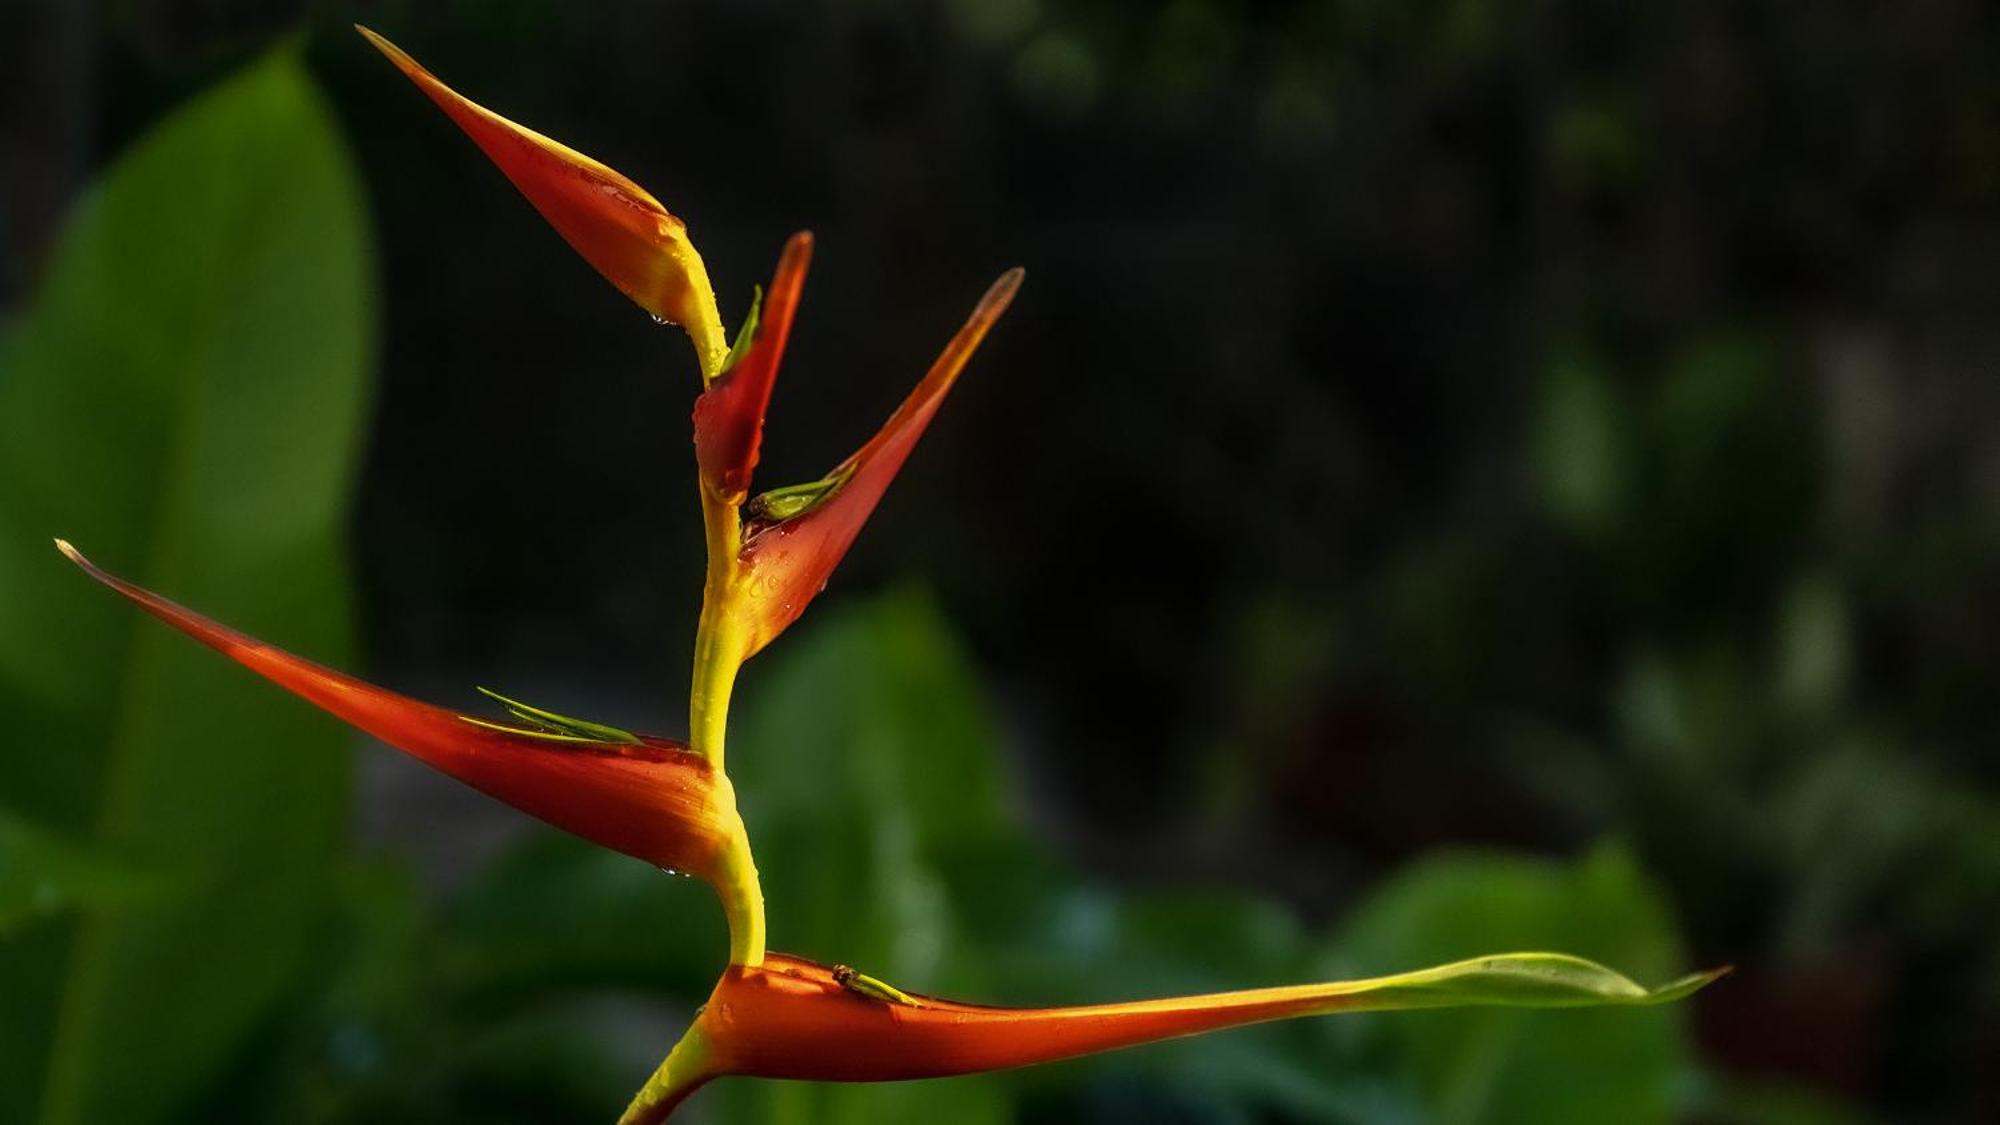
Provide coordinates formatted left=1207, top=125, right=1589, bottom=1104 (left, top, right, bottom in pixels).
left=463, top=686, right=642, bottom=745
left=1343, top=951, right=1730, bottom=1012
left=1639, top=964, right=1734, bottom=1003
left=717, top=284, right=765, bottom=377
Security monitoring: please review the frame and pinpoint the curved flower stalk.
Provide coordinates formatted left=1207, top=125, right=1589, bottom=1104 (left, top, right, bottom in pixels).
left=58, top=27, right=1726, bottom=1122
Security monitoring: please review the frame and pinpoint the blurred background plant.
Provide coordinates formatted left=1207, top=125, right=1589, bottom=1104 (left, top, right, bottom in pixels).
left=2, top=2, right=1995, bottom=1123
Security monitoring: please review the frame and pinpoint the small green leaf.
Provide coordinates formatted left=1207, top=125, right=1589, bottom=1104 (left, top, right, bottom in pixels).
left=1323, top=951, right=1725, bottom=1011
left=468, top=686, right=640, bottom=745
left=717, top=284, right=765, bottom=376
left=456, top=716, right=610, bottom=745
left=832, top=964, right=926, bottom=1007
left=744, top=464, right=857, bottom=525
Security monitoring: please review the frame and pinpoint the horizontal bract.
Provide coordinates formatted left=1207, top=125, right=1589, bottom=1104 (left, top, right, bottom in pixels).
left=700, top=951, right=1722, bottom=1082
left=621, top=950, right=1723, bottom=1120
left=56, top=541, right=734, bottom=883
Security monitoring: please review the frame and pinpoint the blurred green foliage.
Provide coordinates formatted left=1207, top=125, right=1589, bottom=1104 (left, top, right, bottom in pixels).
left=1520, top=334, right=2000, bottom=967
left=0, top=46, right=375, bottom=1124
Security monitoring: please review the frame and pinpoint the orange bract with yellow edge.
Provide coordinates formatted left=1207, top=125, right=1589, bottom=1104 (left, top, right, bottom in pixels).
left=357, top=26, right=728, bottom=373
left=56, top=541, right=738, bottom=887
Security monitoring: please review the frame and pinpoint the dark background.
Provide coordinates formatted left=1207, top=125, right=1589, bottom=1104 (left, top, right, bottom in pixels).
left=4, top=1, right=1998, bottom=1122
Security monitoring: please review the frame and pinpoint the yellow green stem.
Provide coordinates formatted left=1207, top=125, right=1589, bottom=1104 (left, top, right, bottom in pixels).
left=618, top=1021, right=714, bottom=1125
left=711, top=775, right=766, bottom=966
left=686, top=330, right=768, bottom=968
left=688, top=492, right=745, bottom=768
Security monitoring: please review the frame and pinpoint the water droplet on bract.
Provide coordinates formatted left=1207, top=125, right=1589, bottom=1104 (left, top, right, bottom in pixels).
left=650, top=313, right=669, bottom=326
left=657, top=865, right=687, bottom=878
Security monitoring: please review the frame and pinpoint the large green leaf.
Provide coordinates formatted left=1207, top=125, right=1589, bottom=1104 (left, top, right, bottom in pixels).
left=0, top=45, right=375, bottom=1123
left=439, top=832, right=726, bottom=1009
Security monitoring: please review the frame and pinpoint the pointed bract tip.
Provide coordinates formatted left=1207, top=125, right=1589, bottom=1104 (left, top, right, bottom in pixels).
left=355, top=27, right=429, bottom=87
left=53, top=537, right=82, bottom=565
left=977, top=268, right=1025, bottom=320
left=777, top=231, right=814, bottom=274
left=354, top=25, right=397, bottom=55
left=355, top=23, right=726, bottom=369
left=354, top=25, right=395, bottom=58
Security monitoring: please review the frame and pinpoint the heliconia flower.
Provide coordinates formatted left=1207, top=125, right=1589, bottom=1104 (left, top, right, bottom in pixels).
left=727, top=265, right=1023, bottom=658
left=357, top=26, right=729, bottom=374
left=53, top=540, right=739, bottom=887
left=49, top=29, right=1720, bottom=1121
left=618, top=951, right=1728, bottom=1123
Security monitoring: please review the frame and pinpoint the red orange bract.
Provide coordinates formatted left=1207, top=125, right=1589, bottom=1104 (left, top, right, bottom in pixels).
left=55, top=541, right=736, bottom=886
left=354, top=26, right=728, bottom=372
left=732, top=265, right=1022, bottom=659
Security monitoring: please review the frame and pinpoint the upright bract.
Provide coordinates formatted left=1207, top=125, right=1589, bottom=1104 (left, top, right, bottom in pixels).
left=693, top=232, right=813, bottom=502
left=731, top=267, right=1022, bottom=659
left=58, top=27, right=1723, bottom=1124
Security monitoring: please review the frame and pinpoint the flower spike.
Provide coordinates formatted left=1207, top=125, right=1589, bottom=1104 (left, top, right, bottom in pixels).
left=693, top=232, right=814, bottom=502
left=731, top=267, right=1022, bottom=657
left=63, top=40, right=1719, bottom=1119
left=620, top=951, right=1729, bottom=1122
left=54, top=540, right=739, bottom=886
left=356, top=26, right=729, bottom=374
